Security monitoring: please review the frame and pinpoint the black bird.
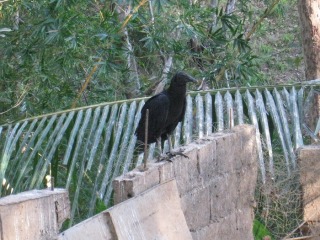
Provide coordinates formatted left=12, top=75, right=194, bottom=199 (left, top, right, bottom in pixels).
left=135, top=71, right=197, bottom=160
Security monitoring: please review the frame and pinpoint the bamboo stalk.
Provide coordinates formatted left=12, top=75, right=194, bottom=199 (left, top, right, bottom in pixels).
left=121, top=0, right=148, bottom=30
left=71, top=58, right=102, bottom=108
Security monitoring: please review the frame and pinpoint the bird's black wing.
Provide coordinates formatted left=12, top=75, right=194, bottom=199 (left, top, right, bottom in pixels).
left=162, top=97, right=187, bottom=139
left=178, top=97, right=187, bottom=123
left=135, top=92, right=170, bottom=144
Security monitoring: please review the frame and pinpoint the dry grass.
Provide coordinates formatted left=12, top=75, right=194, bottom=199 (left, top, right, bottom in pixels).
left=250, top=0, right=305, bottom=84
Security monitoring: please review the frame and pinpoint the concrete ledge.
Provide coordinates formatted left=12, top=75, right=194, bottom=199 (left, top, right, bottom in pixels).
left=59, top=179, right=192, bottom=240
left=191, top=207, right=254, bottom=240
left=298, top=145, right=320, bottom=222
left=58, top=213, right=114, bottom=240
left=0, top=125, right=261, bottom=239
left=108, top=179, right=192, bottom=240
left=113, top=124, right=258, bottom=240
left=0, top=188, right=69, bottom=240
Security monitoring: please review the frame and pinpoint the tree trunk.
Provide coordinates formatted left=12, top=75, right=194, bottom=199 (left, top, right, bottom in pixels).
left=298, top=0, right=320, bottom=136
left=297, top=0, right=320, bottom=80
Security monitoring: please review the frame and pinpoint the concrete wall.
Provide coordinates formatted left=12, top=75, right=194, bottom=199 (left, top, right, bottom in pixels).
left=298, top=145, right=320, bottom=238
left=0, top=188, right=69, bottom=240
left=3, top=124, right=257, bottom=240
left=59, top=179, right=193, bottom=240
left=5, top=126, right=320, bottom=239
left=113, top=124, right=258, bottom=240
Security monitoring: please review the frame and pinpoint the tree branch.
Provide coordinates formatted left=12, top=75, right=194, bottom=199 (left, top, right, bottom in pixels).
left=154, top=54, right=173, bottom=94
left=71, top=58, right=101, bottom=108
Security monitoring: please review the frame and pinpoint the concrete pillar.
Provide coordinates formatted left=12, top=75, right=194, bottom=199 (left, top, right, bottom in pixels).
left=113, top=124, right=258, bottom=240
left=298, top=145, right=320, bottom=238
left=0, top=188, right=69, bottom=240
left=59, top=179, right=192, bottom=240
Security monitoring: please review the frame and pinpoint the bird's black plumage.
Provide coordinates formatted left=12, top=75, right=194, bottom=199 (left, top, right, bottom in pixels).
left=135, top=72, right=197, bottom=147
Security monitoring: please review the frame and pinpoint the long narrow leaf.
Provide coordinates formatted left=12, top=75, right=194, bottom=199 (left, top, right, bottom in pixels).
left=105, top=101, right=137, bottom=202
left=282, top=87, right=292, bottom=115
left=265, top=90, right=291, bottom=175
left=245, top=90, right=266, bottom=184
left=0, top=124, right=18, bottom=195
left=5, top=121, right=29, bottom=176
left=13, top=117, right=48, bottom=191
left=224, top=91, right=234, bottom=129
left=174, top=122, right=182, bottom=149
left=68, top=107, right=102, bottom=219
left=86, top=106, right=110, bottom=170
left=215, top=91, right=224, bottom=131
left=273, top=89, right=296, bottom=168
left=290, top=87, right=304, bottom=149
left=205, top=93, right=213, bottom=136
left=183, top=95, right=193, bottom=144
left=62, top=110, right=84, bottom=165
left=196, top=94, right=204, bottom=138
left=298, top=87, right=304, bottom=127
left=66, top=109, right=92, bottom=188
left=30, top=113, right=67, bottom=188
left=123, top=100, right=144, bottom=173
left=67, top=109, right=93, bottom=225
left=255, top=89, right=274, bottom=179
left=235, top=90, right=244, bottom=125
left=35, top=111, right=75, bottom=188
left=16, top=115, right=57, bottom=190
left=9, top=119, right=38, bottom=175
left=87, top=104, right=119, bottom=215
left=100, top=103, right=128, bottom=202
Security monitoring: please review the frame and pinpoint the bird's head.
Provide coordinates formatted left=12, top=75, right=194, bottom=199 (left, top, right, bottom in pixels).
left=171, top=71, right=198, bottom=86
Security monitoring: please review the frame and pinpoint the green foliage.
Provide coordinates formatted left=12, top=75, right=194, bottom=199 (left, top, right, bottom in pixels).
left=0, top=1, right=127, bottom=123
left=0, top=1, right=309, bottom=234
left=0, top=0, right=267, bottom=124
left=253, top=219, right=273, bottom=240
left=260, top=44, right=273, bottom=54
left=249, top=0, right=303, bottom=85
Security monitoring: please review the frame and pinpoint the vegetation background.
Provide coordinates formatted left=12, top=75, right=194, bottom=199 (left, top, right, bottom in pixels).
left=0, top=0, right=304, bottom=124
left=0, top=0, right=313, bottom=239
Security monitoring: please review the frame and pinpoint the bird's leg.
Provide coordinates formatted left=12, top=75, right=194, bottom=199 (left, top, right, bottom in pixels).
left=156, top=137, right=174, bottom=162
left=156, top=137, right=163, bottom=162
left=166, top=134, right=189, bottom=160
left=167, top=134, right=173, bottom=153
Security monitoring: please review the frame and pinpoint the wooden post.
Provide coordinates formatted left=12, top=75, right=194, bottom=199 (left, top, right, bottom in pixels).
left=144, top=109, right=149, bottom=170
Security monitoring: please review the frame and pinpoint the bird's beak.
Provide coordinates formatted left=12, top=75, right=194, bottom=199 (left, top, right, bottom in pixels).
left=187, top=76, right=198, bottom=84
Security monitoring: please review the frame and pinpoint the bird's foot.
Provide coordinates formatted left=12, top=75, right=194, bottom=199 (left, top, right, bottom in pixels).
left=156, top=154, right=171, bottom=162
left=166, top=149, right=189, bottom=160
left=156, top=149, right=189, bottom=162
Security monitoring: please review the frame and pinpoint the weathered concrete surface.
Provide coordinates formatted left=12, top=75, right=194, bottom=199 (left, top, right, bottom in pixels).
left=0, top=188, right=69, bottom=240
left=59, top=179, right=192, bottom=240
left=58, top=213, right=115, bottom=240
left=299, top=145, right=320, bottom=221
left=298, top=145, right=320, bottom=238
left=108, top=179, right=192, bottom=240
left=113, top=124, right=258, bottom=240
